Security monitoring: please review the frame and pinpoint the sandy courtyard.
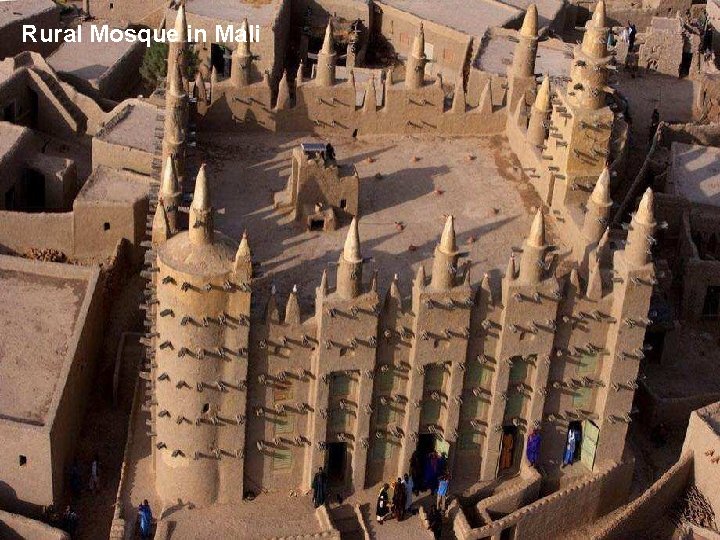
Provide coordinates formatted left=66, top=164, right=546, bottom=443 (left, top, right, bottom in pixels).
left=197, top=133, right=542, bottom=307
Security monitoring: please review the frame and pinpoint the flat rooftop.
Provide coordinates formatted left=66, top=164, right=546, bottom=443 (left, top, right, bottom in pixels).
left=378, top=0, right=522, bottom=46
left=200, top=133, right=543, bottom=306
left=97, top=100, right=160, bottom=153
left=47, top=23, right=140, bottom=83
left=178, top=0, right=281, bottom=26
left=476, top=31, right=572, bottom=74
left=0, top=0, right=57, bottom=30
left=76, top=166, right=152, bottom=206
left=0, top=257, right=89, bottom=425
left=669, top=142, right=720, bottom=208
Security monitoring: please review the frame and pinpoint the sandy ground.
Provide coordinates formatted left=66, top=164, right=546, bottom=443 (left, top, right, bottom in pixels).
left=197, top=132, right=542, bottom=308
left=0, top=270, right=85, bottom=424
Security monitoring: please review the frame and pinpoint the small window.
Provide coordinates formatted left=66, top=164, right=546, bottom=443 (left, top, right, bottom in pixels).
left=339, top=199, right=347, bottom=209
left=109, top=2, right=114, bottom=9
left=202, top=403, right=210, bottom=413
left=339, top=347, right=347, bottom=357
left=103, top=222, right=110, bottom=231
left=19, top=455, right=27, bottom=466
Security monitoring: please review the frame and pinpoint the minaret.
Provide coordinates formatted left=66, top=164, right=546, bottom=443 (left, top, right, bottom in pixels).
left=582, top=167, right=613, bottom=245
left=567, top=0, right=609, bottom=110
left=160, top=156, right=181, bottom=233
left=189, top=164, right=213, bottom=245
left=168, top=3, right=188, bottom=80
left=285, top=284, right=301, bottom=324
left=231, top=18, right=253, bottom=88
left=452, top=73, right=466, bottom=114
left=511, top=4, right=538, bottom=79
left=234, top=231, right=252, bottom=281
left=430, top=215, right=460, bottom=290
left=162, top=61, right=188, bottom=185
left=336, top=217, right=363, bottom=299
left=518, top=209, right=546, bottom=284
left=527, top=75, right=551, bottom=148
left=151, top=200, right=171, bottom=245
left=624, top=189, right=655, bottom=268
left=405, top=23, right=427, bottom=90
left=276, top=70, right=291, bottom=110
left=316, top=21, right=336, bottom=87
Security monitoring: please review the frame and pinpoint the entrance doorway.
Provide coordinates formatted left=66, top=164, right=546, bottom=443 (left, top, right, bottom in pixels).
left=563, top=421, right=583, bottom=466
left=499, top=425, right=518, bottom=474
left=702, top=286, right=720, bottom=318
left=326, top=442, right=347, bottom=487
left=23, top=168, right=46, bottom=211
left=211, top=43, right=231, bottom=78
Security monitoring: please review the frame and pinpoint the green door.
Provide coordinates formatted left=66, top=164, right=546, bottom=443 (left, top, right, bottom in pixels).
left=580, top=420, right=599, bottom=470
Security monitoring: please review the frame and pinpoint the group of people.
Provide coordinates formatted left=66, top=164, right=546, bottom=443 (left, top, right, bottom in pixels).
left=42, top=505, right=79, bottom=537
left=375, top=474, right=414, bottom=524
left=409, top=450, right=448, bottom=495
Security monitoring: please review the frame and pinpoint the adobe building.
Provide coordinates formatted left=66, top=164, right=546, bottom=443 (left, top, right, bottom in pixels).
left=0, top=255, right=103, bottom=514
left=0, top=0, right=61, bottom=61
left=274, top=142, right=360, bottom=230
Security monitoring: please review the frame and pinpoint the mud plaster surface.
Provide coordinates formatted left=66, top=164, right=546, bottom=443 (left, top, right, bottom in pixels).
left=198, top=133, right=544, bottom=307
left=0, top=270, right=85, bottom=424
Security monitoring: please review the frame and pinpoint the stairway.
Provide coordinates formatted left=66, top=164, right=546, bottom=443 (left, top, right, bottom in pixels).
left=329, top=504, right=366, bottom=540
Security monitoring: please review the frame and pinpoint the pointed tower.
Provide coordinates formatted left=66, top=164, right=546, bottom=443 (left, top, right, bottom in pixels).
left=152, top=200, right=171, bottom=245
left=336, top=218, right=363, bottom=299
left=430, top=215, right=460, bottom=290
left=276, top=70, right=291, bottom=110
left=511, top=4, right=538, bottom=79
left=160, top=156, right=181, bottom=233
left=234, top=231, right=253, bottom=282
left=316, top=21, right=336, bottom=87
left=189, top=164, right=213, bottom=245
left=405, top=23, right=427, bottom=90
left=168, top=3, right=188, bottom=82
left=231, top=18, right=253, bottom=88
left=452, top=73, right=466, bottom=114
left=624, top=188, right=655, bottom=268
left=285, top=284, right=301, bottom=324
left=363, top=75, right=377, bottom=113
left=162, top=61, right=188, bottom=186
left=568, top=0, right=609, bottom=111
left=526, top=75, right=551, bottom=148
left=582, top=167, right=613, bottom=246
left=518, top=209, right=546, bottom=284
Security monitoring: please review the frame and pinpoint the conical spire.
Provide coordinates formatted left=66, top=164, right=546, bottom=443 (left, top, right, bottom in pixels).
left=527, top=209, right=546, bottom=248
left=296, top=61, right=304, bottom=84
left=192, top=164, right=210, bottom=210
left=363, top=76, right=377, bottom=112
left=161, top=156, right=179, bottom=196
left=480, top=272, right=493, bottom=303
left=168, top=60, right=185, bottom=97
left=452, top=74, right=466, bottom=114
left=636, top=188, right=655, bottom=225
left=371, top=269, right=378, bottom=293
left=506, top=253, right=516, bottom=280
left=265, top=288, right=279, bottom=323
left=591, top=167, right=612, bottom=205
left=321, top=20, right=334, bottom=55
left=533, top=75, right=551, bottom=111
left=236, top=230, right=251, bottom=259
left=276, top=70, right=291, bottom=110
left=415, top=264, right=426, bottom=289
left=194, top=71, right=207, bottom=102
left=319, top=269, right=328, bottom=296
left=238, top=18, right=251, bottom=56
left=343, top=218, right=362, bottom=263
left=347, top=68, right=355, bottom=88
left=586, top=256, right=603, bottom=300
left=411, top=23, right=425, bottom=58
left=591, top=0, right=606, bottom=29
left=389, top=273, right=401, bottom=301
left=520, top=4, right=538, bottom=38
left=439, top=215, right=459, bottom=254
left=285, top=285, right=301, bottom=324
left=174, top=3, right=187, bottom=42
left=152, top=200, right=170, bottom=244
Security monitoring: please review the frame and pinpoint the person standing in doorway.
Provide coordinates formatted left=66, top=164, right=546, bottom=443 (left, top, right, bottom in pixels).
left=563, top=427, right=578, bottom=467
left=88, top=453, right=100, bottom=492
left=312, top=467, right=328, bottom=508
left=436, top=474, right=450, bottom=512
left=404, top=473, right=414, bottom=513
left=376, top=483, right=390, bottom=524
left=627, top=21, right=637, bottom=51
left=526, top=429, right=541, bottom=467
left=410, top=450, right=422, bottom=494
left=138, top=500, right=153, bottom=540
left=392, top=477, right=406, bottom=521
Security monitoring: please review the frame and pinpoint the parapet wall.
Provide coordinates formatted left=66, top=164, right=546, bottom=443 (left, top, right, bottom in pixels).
left=0, top=509, right=69, bottom=540
left=594, top=453, right=693, bottom=539
left=454, top=458, right=634, bottom=540
left=0, top=211, right=74, bottom=255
